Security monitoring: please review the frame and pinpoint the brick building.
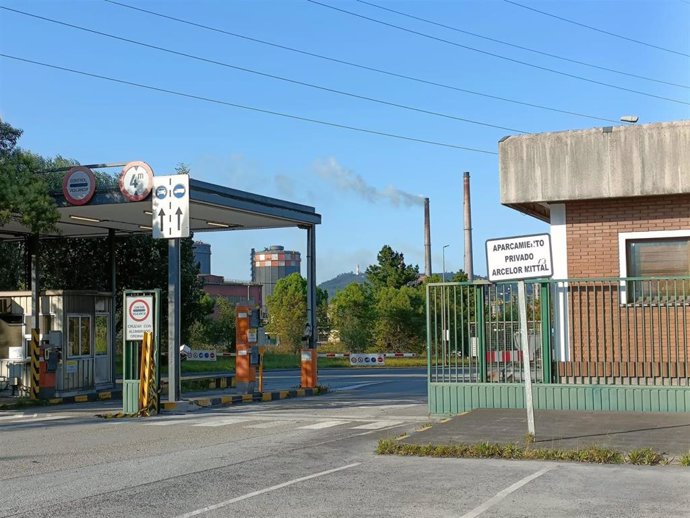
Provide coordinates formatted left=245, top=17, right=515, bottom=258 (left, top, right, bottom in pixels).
left=499, top=120, right=690, bottom=383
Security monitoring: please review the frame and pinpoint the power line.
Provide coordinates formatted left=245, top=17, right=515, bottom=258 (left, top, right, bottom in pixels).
left=357, top=0, right=689, bottom=90
left=0, top=5, right=526, bottom=134
left=504, top=0, right=690, bottom=59
left=104, top=0, right=621, bottom=125
left=0, top=53, right=498, bottom=155
left=307, top=0, right=690, bottom=106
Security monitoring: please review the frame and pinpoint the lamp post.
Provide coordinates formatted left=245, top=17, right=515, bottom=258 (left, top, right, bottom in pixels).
left=442, top=244, right=449, bottom=282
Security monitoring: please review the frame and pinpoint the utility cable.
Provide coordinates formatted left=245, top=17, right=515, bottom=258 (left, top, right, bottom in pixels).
left=504, top=0, right=690, bottom=59
left=307, top=0, right=690, bottom=106
left=357, top=0, right=689, bottom=90
left=104, top=0, right=621, bottom=125
left=0, top=53, right=498, bottom=155
left=0, top=5, right=526, bottom=134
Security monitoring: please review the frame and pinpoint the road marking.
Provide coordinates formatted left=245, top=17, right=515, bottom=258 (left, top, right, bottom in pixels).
left=174, top=463, right=360, bottom=518
left=297, top=420, right=348, bottom=430
left=0, top=415, right=69, bottom=425
left=0, top=413, right=37, bottom=421
left=245, top=420, right=296, bottom=429
left=192, top=417, right=254, bottom=427
left=459, top=466, right=555, bottom=518
left=333, top=381, right=387, bottom=391
left=351, top=420, right=403, bottom=430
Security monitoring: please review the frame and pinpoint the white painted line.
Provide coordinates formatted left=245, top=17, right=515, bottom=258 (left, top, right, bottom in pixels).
left=459, top=466, right=555, bottom=518
left=0, top=413, right=36, bottom=421
left=145, top=418, right=208, bottom=426
left=298, top=420, right=348, bottom=430
left=174, top=463, right=360, bottom=518
left=351, top=421, right=403, bottom=430
left=192, top=417, right=254, bottom=428
left=333, top=381, right=387, bottom=391
left=4, top=415, right=70, bottom=424
left=245, top=420, right=295, bottom=429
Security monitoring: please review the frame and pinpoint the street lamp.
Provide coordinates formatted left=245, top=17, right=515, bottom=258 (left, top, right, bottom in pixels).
left=442, top=244, right=450, bottom=282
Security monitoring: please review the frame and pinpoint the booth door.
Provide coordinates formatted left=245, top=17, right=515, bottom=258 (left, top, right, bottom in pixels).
left=95, top=314, right=111, bottom=385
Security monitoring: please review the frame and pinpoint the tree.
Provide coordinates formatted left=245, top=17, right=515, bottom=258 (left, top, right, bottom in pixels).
left=373, top=286, right=425, bottom=353
left=188, top=295, right=236, bottom=351
left=266, top=273, right=307, bottom=353
left=330, top=282, right=375, bottom=352
left=365, top=245, right=419, bottom=290
left=0, top=120, right=60, bottom=234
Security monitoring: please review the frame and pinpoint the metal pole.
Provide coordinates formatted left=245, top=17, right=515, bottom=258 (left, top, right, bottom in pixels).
left=442, top=244, right=449, bottom=282
left=109, top=229, right=117, bottom=388
left=168, top=238, right=181, bottom=402
left=518, top=280, right=535, bottom=437
left=306, top=226, right=317, bottom=348
left=463, top=171, right=474, bottom=281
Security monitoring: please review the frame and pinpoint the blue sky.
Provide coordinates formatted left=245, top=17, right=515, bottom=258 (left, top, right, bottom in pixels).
left=1, top=0, right=688, bottom=283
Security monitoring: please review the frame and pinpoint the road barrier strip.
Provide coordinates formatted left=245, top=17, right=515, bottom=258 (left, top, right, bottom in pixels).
left=161, top=386, right=328, bottom=412
left=318, top=352, right=417, bottom=358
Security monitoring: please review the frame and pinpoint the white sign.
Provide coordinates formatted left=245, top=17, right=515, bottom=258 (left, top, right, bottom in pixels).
left=152, top=174, right=190, bottom=239
left=8, top=346, right=23, bottom=360
left=486, top=233, right=553, bottom=282
left=125, top=295, right=154, bottom=340
left=189, top=350, right=217, bottom=361
left=349, top=353, right=385, bottom=366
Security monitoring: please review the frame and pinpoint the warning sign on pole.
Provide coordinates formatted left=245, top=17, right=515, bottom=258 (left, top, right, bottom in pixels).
left=125, top=295, right=154, bottom=340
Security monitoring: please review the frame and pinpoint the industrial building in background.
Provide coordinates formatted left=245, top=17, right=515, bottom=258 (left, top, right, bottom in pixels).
left=193, top=242, right=302, bottom=310
left=251, top=246, right=302, bottom=303
left=193, top=241, right=263, bottom=309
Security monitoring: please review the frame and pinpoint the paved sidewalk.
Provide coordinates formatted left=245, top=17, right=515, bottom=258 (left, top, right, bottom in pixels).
left=402, top=409, right=690, bottom=456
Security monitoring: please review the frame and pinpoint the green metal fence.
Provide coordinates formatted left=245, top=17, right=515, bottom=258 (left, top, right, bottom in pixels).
left=427, top=277, right=690, bottom=414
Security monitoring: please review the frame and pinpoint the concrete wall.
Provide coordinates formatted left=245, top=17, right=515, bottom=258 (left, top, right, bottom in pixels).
left=500, top=120, right=690, bottom=208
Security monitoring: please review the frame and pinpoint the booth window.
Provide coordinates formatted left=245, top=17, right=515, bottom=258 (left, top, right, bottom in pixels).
left=95, top=314, right=108, bottom=356
left=67, top=315, right=92, bottom=357
left=621, top=233, right=690, bottom=303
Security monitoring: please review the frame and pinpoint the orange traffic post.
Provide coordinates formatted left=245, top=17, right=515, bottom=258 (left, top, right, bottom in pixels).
left=300, top=349, right=318, bottom=389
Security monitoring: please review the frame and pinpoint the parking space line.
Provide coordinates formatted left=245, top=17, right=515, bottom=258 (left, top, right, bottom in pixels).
left=174, top=463, right=360, bottom=517
left=460, top=466, right=555, bottom=518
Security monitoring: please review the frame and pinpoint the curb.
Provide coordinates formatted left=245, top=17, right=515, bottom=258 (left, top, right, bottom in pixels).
left=0, top=389, right=121, bottom=410
left=161, top=386, right=329, bottom=412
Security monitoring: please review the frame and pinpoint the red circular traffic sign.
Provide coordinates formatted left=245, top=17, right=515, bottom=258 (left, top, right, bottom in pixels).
left=128, top=298, right=151, bottom=322
left=63, top=167, right=96, bottom=206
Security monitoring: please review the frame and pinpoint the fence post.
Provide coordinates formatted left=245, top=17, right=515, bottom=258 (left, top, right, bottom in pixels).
left=475, top=284, right=487, bottom=383
left=540, top=281, right=552, bottom=383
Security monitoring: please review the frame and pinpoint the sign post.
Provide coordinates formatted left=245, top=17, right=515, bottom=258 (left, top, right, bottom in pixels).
left=486, top=233, right=553, bottom=438
left=151, top=174, right=190, bottom=404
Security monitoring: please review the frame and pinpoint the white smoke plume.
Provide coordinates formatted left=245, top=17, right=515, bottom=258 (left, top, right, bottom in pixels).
left=313, top=157, right=424, bottom=207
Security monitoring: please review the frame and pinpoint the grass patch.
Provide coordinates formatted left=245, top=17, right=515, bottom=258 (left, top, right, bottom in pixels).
left=117, top=352, right=424, bottom=376
left=377, top=440, right=637, bottom=465
left=679, top=452, right=690, bottom=466
left=415, top=423, right=434, bottom=432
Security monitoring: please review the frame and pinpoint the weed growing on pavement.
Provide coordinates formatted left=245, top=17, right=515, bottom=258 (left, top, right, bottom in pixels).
left=626, top=448, right=665, bottom=465
left=524, top=433, right=535, bottom=446
left=415, top=423, right=433, bottom=432
left=679, top=452, right=690, bottom=466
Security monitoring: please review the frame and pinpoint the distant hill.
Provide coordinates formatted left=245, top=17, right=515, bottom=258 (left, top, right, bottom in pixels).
left=319, top=272, right=367, bottom=298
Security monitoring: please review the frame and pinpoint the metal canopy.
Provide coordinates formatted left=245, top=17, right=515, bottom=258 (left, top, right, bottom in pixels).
left=0, top=178, right=321, bottom=239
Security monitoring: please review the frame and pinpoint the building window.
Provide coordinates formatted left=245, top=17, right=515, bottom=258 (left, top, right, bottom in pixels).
left=619, top=230, right=690, bottom=303
left=67, top=315, right=91, bottom=357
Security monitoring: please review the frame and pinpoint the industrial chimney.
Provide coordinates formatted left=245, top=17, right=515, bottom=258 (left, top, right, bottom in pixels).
left=424, top=197, right=432, bottom=277
left=463, top=172, right=474, bottom=281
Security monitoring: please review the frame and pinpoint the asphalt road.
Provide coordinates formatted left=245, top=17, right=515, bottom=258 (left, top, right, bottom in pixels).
left=2, top=367, right=690, bottom=517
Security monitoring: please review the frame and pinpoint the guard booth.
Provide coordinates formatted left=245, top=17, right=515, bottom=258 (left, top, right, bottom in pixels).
left=0, top=290, right=114, bottom=398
